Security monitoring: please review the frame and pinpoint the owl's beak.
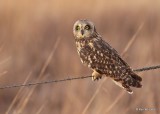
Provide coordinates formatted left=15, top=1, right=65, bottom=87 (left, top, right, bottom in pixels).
left=81, top=30, right=84, bottom=36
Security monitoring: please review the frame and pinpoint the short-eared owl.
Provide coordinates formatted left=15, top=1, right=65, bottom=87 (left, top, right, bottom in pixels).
left=73, top=20, right=142, bottom=94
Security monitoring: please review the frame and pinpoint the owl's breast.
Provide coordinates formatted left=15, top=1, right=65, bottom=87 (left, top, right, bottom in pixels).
left=76, top=40, right=92, bottom=64
left=76, top=41, right=100, bottom=69
left=76, top=40, right=113, bottom=75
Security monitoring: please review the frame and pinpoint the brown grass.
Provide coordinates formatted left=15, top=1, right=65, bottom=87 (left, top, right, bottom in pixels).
left=0, top=0, right=160, bottom=114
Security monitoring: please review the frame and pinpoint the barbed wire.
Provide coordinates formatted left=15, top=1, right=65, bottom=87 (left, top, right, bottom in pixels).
left=133, top=64, right=160, bottom=72
left=0, top=64, right=160, bottom=90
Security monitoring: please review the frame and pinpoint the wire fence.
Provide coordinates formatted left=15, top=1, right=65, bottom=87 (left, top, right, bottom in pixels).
left=0, top=64, right=160, bottom=90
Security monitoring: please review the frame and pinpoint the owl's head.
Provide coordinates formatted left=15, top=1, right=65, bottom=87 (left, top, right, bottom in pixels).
left=73, top=20, right=96, bottom=39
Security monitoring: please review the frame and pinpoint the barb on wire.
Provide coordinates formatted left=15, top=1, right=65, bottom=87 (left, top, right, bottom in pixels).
left=0, top=64, right=160, bottom=90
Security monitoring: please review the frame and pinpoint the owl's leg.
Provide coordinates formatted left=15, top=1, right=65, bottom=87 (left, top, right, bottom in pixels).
left=92, top=70, right=102, bottom=81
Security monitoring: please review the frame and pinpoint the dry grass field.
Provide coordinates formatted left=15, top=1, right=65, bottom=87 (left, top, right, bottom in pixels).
left=0, top=0, right=160, bottom=114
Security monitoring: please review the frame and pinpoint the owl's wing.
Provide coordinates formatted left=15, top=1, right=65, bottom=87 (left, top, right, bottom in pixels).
left=93, top=37, right=130, bottom=68
left=91, top=36, right=142, bottom=92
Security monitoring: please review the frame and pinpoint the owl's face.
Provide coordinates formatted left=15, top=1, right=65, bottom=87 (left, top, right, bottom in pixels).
left=73, top=20, right=95, bottom=39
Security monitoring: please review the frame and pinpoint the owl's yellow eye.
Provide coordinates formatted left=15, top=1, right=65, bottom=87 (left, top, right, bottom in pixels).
left=75, top=25, right=80, bottom=31
left=85, top=25, right=90, bottom=30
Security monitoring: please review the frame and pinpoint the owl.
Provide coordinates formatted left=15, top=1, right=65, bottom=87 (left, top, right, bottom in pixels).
left=73, top=19, right=142, bottom=94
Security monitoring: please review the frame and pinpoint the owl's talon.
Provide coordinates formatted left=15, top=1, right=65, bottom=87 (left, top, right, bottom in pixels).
left=92, top=76, right=102, bottom=81
left=92, top=71, right=102, bottom=81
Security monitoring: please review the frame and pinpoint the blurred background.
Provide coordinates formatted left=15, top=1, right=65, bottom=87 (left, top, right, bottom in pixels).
left=0, top=0, right=160, bottom=114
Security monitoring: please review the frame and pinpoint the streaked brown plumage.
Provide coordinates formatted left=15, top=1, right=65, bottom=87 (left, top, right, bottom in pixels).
left=73, top=19, right=142, bottom=94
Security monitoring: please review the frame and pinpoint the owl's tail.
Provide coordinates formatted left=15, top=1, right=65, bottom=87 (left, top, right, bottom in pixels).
left=129, top=73, right=142, bottom=88
left=113, top=73, right=142, bottom=94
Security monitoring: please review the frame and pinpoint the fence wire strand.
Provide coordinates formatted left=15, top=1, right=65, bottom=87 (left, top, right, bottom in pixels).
left=0, top=64, right=160, bottom=90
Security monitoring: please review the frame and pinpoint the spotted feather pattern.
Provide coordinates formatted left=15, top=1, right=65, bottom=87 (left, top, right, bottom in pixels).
left=75, top=35, right=142, bottom=94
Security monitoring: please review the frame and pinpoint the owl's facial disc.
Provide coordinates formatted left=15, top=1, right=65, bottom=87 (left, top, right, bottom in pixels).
left=73, top=20, right=95, bottom=39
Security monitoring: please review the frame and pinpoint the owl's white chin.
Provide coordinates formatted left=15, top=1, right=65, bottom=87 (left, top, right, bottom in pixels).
left=76, top=35, right=85, bottom=39
left=75, top=35, right=92, bottom=40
